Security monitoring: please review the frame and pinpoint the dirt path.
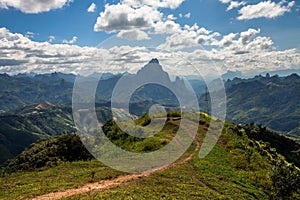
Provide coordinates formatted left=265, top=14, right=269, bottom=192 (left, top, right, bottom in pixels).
left=32, top=122, right=201, bottom=200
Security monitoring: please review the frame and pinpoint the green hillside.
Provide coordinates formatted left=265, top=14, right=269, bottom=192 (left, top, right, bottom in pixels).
left=225, top=74, right=300, bottom=135
left=0, top=103, right=76, bottom=164
left=0, top=73, right=73, bottom=112
left=0, top=103, right=113, bottom=164
left=1, top=113, right=300, bottom=199
left=2, top=72, right=300, bottom=137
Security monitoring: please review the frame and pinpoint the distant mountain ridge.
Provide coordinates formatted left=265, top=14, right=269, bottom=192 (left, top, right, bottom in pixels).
left=1, top=61, right=300, bottom=135
left=0, top=59, right=187, bottom=113
left=221, top=68, right=300, bottom=81
left=0, top=102, right=115, bottom=164
left=225, top=73, right=300, bottom=135
left=0, top=103, right=76, bottom=164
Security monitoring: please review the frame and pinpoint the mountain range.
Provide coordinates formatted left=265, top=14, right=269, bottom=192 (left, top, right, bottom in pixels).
left=224, top=73, right=300, bottom=136
left=1, top=59, right=300, bottom=164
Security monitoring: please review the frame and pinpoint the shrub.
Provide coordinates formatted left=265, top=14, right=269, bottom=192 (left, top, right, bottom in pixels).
left=270, top=160, right=300, bottom=199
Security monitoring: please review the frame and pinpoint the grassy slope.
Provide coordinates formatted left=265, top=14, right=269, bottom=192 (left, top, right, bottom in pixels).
left=65, top=147, right=269, bottom=200
left=0, top=160, right=126, bottom=199
left=65, top=124, right=272, bottom=200
left=0, top=114, right=299, bottom=199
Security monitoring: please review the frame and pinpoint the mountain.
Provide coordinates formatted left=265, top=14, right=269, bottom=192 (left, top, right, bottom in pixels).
left=0, top=99, right=165, bottom=165
left=222, top=70, right=243, bottom=80
left=225, top=73, right=300, bottom=135
left=220, top=68, right=300, bottom=81
left=127, top=58, right=187, bottom=104
left=1, top=65, right=300, bottom=137
left=257, top=69, right=300, bottom=77
left=0, top=59, right=187, bottom=113
left=0, top=103, right=76, bottom=164
left=0, top=73, right=73, bottom=112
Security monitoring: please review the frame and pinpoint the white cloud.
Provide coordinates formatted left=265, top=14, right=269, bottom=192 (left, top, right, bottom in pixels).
left=237, top=0, right=295, bottom=20
left=87, top=2, right=96, bottom=13
left=121, top=0, right=184, bottom=9
left=48, top=36, right=56, bottom=43
left=117, top=30, right=150, bottom=40
left=184, top=12, right=191, bottom=18
left=239, top=28, right=260, bottom=44
left=178, top=12, right=190, bottom=18
left=219, top=0, right=232, bottom=3
left=157, top=24, right=218, bottom=50
left=93, top=0, right=186, bottom=41
left=62, top=36, right=78, bottom=44
left=0, top=27, right=299, bottom=77
left=0, top=0, right=72, bottom=14
left=227, top=1, right=245, bottom=11
left=210, top=28, right=273, bottom=54
left=94, top=3, right=161, bottom=32
left=25, top=31, right=34, bottom=39
left=212, top=33, right=237, bottom=46
left=167, top=14, right=176, bottom=20
left=154, top=20, right=181, bottom=34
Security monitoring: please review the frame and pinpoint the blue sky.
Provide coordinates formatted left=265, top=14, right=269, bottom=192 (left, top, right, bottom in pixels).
left=0, top=0, right=299, bottom=76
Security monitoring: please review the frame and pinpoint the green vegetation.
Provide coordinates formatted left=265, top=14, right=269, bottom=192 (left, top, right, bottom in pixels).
left=1, top=112, right=300, bottom=199
left=0, top=160, right=125, bottom=200
left=102, top=115, right=178, bottom=152
left=1, top=134, right=93, bottom=173
left=0, top=103, right=113, bottom=164
left=243, top=124, right=300, bottom=166
left=270, top=160, right=300, bottom=199
left=225, top=74, right=300, bottom=135
left=0, top=103, right=76, bottom=164
left=0, top=73, right=73, bottom=112
left=64, top=120, right=283, bottom=200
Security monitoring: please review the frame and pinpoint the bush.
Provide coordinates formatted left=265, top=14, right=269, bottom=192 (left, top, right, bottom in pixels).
left=1, top=134, right=93, bottom=173
left=270, top=160, right=300, bottom=199
left=141, top=137, right=162, bottom=152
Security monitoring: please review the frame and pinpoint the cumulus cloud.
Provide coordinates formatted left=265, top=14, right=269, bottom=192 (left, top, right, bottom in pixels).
left=237, top=0, right=295, bottom=20
left=117, top=30, right=150, bottom=40
left=212, top=33, right=237, bottom=46
left=0, top=0, right=72, bottom=14
left=239, top=28, right=260, bottom=44
left=0, top=27, right=299, bottom=77
left=93, top=0, right=186, bottom=41
left=87, top=2, right=96, bottom=13
left=62, top=36, right=77, bottom=44
left=219, top=0, right=295, bottom=20
left=94, top=3, right=161, bottom=32
left=157, top=24, right=218, bottom=50
left=210, top=28, right=273, bottom=54
left=227, top=1, right=245, bottom=11
left=154, top=20, right=181, bottom=34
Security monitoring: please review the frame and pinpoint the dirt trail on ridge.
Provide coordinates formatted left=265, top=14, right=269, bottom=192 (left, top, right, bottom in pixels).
left=32, top=121, right=201, bottom=200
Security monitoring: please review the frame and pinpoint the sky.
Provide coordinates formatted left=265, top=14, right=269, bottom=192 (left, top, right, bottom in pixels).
left=0, top=0, right=299, bottom=76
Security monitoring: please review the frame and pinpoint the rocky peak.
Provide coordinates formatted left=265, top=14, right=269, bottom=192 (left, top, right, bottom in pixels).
left=149, top=58, right=159, bottom=64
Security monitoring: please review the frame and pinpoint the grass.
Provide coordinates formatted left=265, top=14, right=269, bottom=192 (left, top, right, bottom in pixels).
left=0, top=160, right=126, bottom=200
left=0, top=114, right=294, bottom=199
left=64, top=127, right=272, bottom=200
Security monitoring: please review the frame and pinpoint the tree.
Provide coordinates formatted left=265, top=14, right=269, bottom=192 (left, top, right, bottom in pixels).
left=270, top=160, right=300, bottom=199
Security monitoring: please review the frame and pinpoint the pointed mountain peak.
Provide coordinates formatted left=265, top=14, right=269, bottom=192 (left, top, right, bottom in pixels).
left=149, top=58, right=159, bottom=64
